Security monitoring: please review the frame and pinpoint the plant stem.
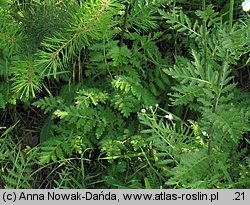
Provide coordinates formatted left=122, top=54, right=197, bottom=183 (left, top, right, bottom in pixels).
left=229, top=0, right=234, bottom=32
left=120, top=2, right=129, bottom=47
left=202, top=0, right=211, bottom=155
left=202, top=0, right=207, bottom=78
left=118, top=2, right=129, bottom=74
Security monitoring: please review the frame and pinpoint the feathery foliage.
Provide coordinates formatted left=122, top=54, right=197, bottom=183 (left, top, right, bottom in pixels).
left=0, top=0, right=249, bottom=188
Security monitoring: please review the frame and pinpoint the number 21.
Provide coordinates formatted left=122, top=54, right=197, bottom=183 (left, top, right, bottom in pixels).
left=234, top=192, right=244, bottom=200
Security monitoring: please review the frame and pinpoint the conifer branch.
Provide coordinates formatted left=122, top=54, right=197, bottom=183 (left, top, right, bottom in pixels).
left=51, top=0, right=111, bottom=62
left=0, top=32, right=17, bottom=45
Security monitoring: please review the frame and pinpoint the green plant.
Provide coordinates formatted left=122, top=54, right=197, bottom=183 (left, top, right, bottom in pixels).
left=136, top=4, right=250, bottom=188
left=29, top=0, right=168, bottom=187
left=0, top=0, right=249, bottom=189
left=0, top=125, right=38, bottom=188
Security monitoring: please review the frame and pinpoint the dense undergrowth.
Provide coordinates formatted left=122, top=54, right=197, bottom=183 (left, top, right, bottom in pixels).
left=0, top=0, right=249, bottom=188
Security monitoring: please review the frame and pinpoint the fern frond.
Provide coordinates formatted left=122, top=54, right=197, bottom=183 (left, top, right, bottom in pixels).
left=128, top=0, right=159, bottom=32
left=111, top=93, right=139, bottom=117
left=112, top=75, right=142, bottom=98
left=169, top=85, right=203, bottom=109
left=107, top=45, right=132, bottom=67
left=0, top=136, right=36, bottom=188
left=202, top=104, right=250, bottom=145
left=39, top=136, right=71, bottom=164
left=165, top=51, right=219, bottom=86
left=159, top=9, right=200, bottom=38
left=33, top=96, right=65, bottom=114
left=75, top=88, right=109, bottom=107
left=195, top=5, right=222, bottom=29
left=166, top=149, right=210, bottom=188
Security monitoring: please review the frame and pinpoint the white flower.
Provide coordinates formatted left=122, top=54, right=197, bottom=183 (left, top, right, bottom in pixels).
left=202, top=131, right=208, bottom=136
left=141, top=108, right=146, bottom=114
left=242, top=0, right=250, bottom=11
left=164, top=114, right=173, bottom=121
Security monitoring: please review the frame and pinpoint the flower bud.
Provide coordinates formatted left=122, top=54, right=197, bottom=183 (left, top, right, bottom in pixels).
left=164, top=114, right=173, bottom=121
